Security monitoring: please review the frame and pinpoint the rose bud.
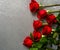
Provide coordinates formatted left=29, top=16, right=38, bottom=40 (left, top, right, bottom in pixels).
left=33, top=20, right=42, bottom=30
left=37, top=9, right=47, bottom=19
left=32, top=31, right=42, bottom=41
left=46, top=14, right=57, bottom=25
left=29, top=0, right=39, bottom=13
left=42, top=25, right=52, bottom=35
left=23, top=36, right=33, bottom=48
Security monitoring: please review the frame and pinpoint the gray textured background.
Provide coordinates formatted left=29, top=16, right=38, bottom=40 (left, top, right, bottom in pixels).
left=0, top=0, right=60, bottom=50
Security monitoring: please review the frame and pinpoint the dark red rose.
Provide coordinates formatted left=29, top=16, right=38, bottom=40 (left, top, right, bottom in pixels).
left=46, top=14, right=57, bottom=25
left=37, top=9, right=47, bottom=19
left=42, top=25, right=52, bottom=35
left=31, top=0, right=35, bottom=2
left=32, top=31, right=42, bottom=41
left=33, top=20, right=42, bottom=30
left=23, top=36, right=33, bottom=48
left=29, top=0, right=39, bottom=13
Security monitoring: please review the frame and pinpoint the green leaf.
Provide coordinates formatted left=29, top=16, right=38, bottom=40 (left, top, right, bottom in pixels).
left=56, top=26, right=60, bottom=33
left=53, top=32, right=58, bottom=38
left=37, top=43, right=43, bottom=48
left=57, top=13, right=60, bottom=24
left=47, top=37, right=54, bottom=44
left=56, top=13, right=60, bottom=25
left=30, top=32, right=33, bottom=40
left=53, top=40, right=58, bottom=45
left=57, top=13, right=60, bottom=23
left=32, top=42, right=43, bottom=48
left=30, top=48, right=38, bottom=50
left=46, top=48, right=54, bottom=50
left=39, top=37, right=48, bottom=44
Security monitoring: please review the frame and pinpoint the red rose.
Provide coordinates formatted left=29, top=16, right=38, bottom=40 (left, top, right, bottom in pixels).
left=42, top=25, right=52, bottom=35
left=29, top=0, right=39, bottom=13
left=33, top=20, right=42, bottom=30
left=23, top=36, right=33, bottom=48
left=46, top=14, right=57, bottom=25
left=32, top=31, right=42, bottom=41
left=37, top=9, right=47, bottom=19
left=31, top=0, right=35, bottom=2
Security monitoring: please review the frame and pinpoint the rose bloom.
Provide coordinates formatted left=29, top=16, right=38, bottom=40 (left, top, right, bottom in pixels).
left=33, top=20, right=42, bottom=30
left=29, top=0, right=39, bottom=13
left=42, top=25, right=52, bottom=35
left=37, top=9, right=47, bottom=19
left=32, top=31, right=42, bottom=41
left=46, top=14, right=57, bottom=25
left=23, top=36, right=33, bottom=48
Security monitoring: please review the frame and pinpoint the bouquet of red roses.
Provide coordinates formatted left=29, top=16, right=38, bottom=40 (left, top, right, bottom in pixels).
left=23, top=0, right=60, bottom=50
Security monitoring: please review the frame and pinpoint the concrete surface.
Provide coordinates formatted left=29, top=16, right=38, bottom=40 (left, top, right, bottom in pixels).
left=0, top=0, right=60, bottom=50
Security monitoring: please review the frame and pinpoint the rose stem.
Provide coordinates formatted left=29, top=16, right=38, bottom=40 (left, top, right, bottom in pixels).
left=47, top=10, right=60, bottom=13
left=41, top=4, right=60, bottom=8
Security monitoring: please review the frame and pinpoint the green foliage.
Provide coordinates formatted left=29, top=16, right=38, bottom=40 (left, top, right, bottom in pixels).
left=56, top=13, right=60, bottom=23
left=52, top=39, right=58, bottom=45
left=53, top=32, right=58, bottom=38
left=46, top=48, right=54, bottom=50
left=32, top=37, right=48, bottom=49
left=56, top=26, right=60, bottom=33
left=30, top=48, right=38, bottom=50
left=39, top=37, right=48, bottom=44
left=30, top=32, right=33, bottom=40
left=56, top=13, right=60, bottom=25
left=46, top=33, right=58, bottom=45
left=32, top=42, right=43, bottom=48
